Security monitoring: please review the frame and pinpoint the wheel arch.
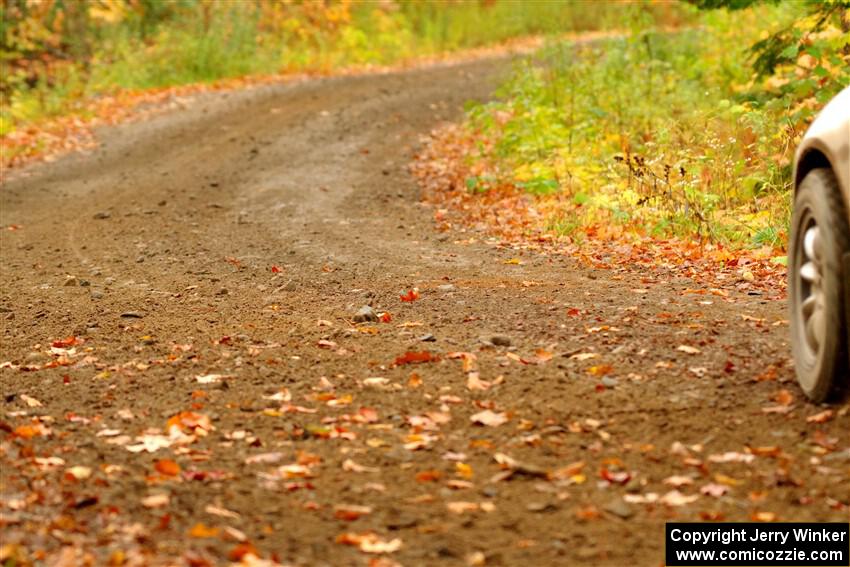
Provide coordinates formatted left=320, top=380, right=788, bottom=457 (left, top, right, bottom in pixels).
left=794, top=148, right=850, bottom=215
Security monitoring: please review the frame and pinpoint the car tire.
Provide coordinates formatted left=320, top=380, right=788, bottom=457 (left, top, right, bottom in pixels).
left=789, top=167, right=850, bottom=402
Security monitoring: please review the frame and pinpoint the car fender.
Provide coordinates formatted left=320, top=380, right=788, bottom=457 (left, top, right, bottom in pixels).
left=794, top=86, right=850, bottom=215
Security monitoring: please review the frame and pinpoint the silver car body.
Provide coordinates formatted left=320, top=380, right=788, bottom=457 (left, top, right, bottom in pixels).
left=794, top=85, right=850, bottom=215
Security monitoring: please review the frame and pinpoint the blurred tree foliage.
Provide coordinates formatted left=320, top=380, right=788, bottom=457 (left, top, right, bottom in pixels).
left=686, top=0, right=849, bottom=131
left=1, top=0, right=350, bottom=95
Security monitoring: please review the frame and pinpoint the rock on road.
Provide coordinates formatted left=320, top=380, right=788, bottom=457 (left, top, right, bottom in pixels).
left=1, top=56, right=847, bottom=566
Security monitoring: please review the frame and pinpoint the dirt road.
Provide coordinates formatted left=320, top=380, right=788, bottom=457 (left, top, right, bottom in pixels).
left=1, top=57, right=847, bottom=566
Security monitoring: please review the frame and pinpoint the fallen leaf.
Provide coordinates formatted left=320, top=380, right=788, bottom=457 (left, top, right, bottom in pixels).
left=806, top=409, right=833, bottom=424
left=166, top=411, right=212, bottom=436
left=762, top=402, right=794, bottom=414
left=663, top=475, right=694, bottom=488
left=51, top=336, right=78, bottom=348
left=205, top=504, right=240, bottom=519
left=600, top=467, right=631, bottom=485
left=188, top=523, right=220, bottom=538
left=708, top=451, right=755, bottom=464
left=13, top=423, right=50, bottom=439
left=493, top=453, right=548, bottom=479
left=714, top=473, right=742, bottom=486
left=587, top=364, right=613, bottom=376
left=551, top=461, right=585, bottom=480
left=660, top=490, right=699, bottom=506
left=19, top=394, right=43, bottom=408
left=410, top=468, right=439, bottom=483
left=342, top=459, right=379, bottom=473
left=470, top=410, right=508, bottom=427
left=394, top=351, right=438, bottom=365
left=700, top=483, right=730, bottom=497
left=65, top=465, right=92, bottom=481
left=336, top=532, right=402, bottom=554
left=34, top=456, right=65, bottom=469
left=677, top=345, right=701, bottom=355
left=262, top=389, right=292, bottom=402
left=446, top=501, right=480, bottom=514
left=624, top=493, right=659, bottom=504
left=126, top=434, right=173, bottom=453
left=466, top=372, right=491, bottom=391
left=773, top=389, right=794, bottom=406
left=748, top=446, right=782, bottom=458
left=142, top=493, right=170, bottom=508
left=228, top=542, right=257, bottom=562
left=155, top=459, right=181, bottom=477
left=400, top=288, right=420, bottom=302
left=570, top=352, right=598, bottom=361
left=574, top=505, right=601, bottom=520
left=334, top=504, right=373, bottom=521
left=196, top=374, right=228, bottom=384
left=754, top=366, right=778, bottom=381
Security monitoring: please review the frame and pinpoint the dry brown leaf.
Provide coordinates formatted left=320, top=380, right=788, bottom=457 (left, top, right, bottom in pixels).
left=806, top=409, right=834, bottom=424
left=142, top=493, right=170, bottom=509
left=676, top=345, right=701, bottom=355
left=470, top=410, right=508, bottom=427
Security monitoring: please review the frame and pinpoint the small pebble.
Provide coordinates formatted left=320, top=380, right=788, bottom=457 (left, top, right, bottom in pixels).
left=481, top=486, right=498, bottom=498
left=353, top=305, right=378, bottom=323
left=603, top=499, right=633, bottom=519
left=527, top=501, right=559, bottom=513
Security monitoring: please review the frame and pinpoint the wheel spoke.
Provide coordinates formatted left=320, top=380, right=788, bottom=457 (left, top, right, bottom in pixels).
left=803, top=226, right=821, bottom=264
left=800, top=261, right=818, bottom=283
left=805, top=305, right=823, bottom=352
left=801, top=294, right=817, bottom=318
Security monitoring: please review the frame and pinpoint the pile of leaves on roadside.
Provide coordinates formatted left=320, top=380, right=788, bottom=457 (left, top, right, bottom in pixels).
left=411, top=122, right=787, bottom=300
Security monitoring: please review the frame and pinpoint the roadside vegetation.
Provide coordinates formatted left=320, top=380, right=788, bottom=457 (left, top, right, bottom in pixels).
left=416, top=1, right=849, bottom=253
